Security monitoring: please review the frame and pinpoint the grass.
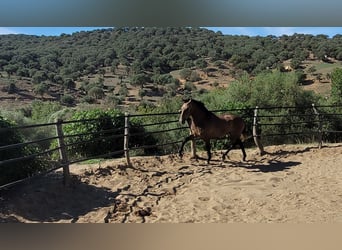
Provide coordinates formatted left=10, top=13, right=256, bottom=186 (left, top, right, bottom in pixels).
left=305, top=60, right=341, bottom=74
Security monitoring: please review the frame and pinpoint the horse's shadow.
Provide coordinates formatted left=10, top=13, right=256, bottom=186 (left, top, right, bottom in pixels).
left=205, top=158, right=300, bottom=173
left=239, top=160, right=301, bottom=173
left=262, top=146, right=315, bottom=158
left=194, top=147, right=310, bottom=173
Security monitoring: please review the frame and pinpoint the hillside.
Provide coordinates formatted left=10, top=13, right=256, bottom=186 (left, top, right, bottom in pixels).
left=1, top=27, right=342, bottom=111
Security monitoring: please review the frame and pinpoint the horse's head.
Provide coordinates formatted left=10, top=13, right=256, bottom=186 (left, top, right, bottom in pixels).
left=179, top=99, right=192, bottom=124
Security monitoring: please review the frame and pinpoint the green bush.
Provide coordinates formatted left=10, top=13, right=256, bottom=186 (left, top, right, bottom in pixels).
left=330, top=68, right=342, bottom=105
left=60, top=109, right=157, bottom=160
left=0, top=116, right=48, bottom=186
left=60, top=94, right=75, bottom=106
left=134, top=97, right=189, bottom=154
left=81, top=95, right=97, bottom=104
left=197, top=70, right=342, bottom=146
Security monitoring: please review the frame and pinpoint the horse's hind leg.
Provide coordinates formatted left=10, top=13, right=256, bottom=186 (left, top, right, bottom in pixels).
left=238, top=139, right=247, bottom=161
left=205, top=141, right=211, bottom=164
left=222, top=139, right=247, bottom=162
left=222, top=143, right=235, bottom=161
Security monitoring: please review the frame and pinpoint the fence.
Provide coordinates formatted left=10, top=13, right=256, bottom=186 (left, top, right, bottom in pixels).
left=1, top=104, right=341, bottom=189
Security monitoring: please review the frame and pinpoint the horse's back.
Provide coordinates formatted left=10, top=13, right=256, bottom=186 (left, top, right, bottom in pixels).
left=220, top=114, right=245, bottom=137
left=221, top=114, right=238, bottom=121
left=221, top=114, right=243, bottom=124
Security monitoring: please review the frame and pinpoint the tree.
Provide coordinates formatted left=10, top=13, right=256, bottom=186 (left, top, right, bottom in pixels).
left=138, top=88, right=147, bottom=100
left=189, top=71, right=201, bottom=82
left=3, top=64, right=18, bottom=77
left=131, top=73, right=149, bottom=89
left=316, top=72, right=323, bottom=83
left=32, top=70, right=47, bottom=84
left=88, top=86, right=104, bottom=99
left=330, top=68, right=342, bottom=104
left=111, top=59, right=120, bottom=74
left=60, top=94, right=75, bottom=106
left=195, top=58, right=208, bottom=70
left=307, top=66, right=317, bottom=74
left=98, top=68, right=106, bottom=77
left=6, top=82, right=17, bottom=94
left=179, top=68, right=192, bottom=80
left=63, top=78, right=76, bottom=90
left=118, top=83, right=129, bottom=97
left=33, top=83, right=49, bottom=98
left=290, top=58, right=302, bottom=70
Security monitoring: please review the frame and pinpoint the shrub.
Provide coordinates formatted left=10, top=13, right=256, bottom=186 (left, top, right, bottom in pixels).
left=330, top=68, right=342, bottom=105
left=0, top=116, right=48, bottom=186
left=189, top=71, right=201, bottom=82
left=81, top=95, right=97, bottom=104
left=60, top=94, right=75, bottom=106
left=60, top=109, right=156, bottom=160
left=88, top=86, right=104, bottom=99
left=134, top=97, right=188, bottom=154
left=184, top=81, right=197, bottom=91
left=179, top=68, right=192, bottom=80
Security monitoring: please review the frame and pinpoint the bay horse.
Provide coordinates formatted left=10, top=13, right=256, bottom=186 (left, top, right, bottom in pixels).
left=178, top=99, right=247, bottom=164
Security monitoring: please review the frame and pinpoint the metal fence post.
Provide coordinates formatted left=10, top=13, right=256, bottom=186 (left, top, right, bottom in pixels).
left=312, top=104, right=323, bottom=149
left=55, top=119, right=70, bottom=186
left=124, top=112, right=132, bottom=167
left=253, top=106, right=265, bottom=155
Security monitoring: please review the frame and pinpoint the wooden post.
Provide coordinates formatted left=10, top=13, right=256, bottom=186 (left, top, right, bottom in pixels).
left=312, top=104, right=323, bottom=149
left=55, top=119, right=70, bottom=186
left=124, top=112, right=132, bottom=167
left=253, top=106, right=265, bottom=155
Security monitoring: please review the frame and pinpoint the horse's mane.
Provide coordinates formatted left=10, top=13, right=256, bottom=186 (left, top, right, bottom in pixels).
left=190, top=99, right=211, bottom=115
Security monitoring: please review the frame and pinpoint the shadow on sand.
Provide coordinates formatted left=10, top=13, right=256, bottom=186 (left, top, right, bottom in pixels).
left=204, top=146, right=312, bottom=173
left=0, top=173, right=119, bottom=223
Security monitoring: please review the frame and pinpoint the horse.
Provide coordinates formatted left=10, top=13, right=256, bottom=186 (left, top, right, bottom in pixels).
left=178, top=99, right=247, bottom=164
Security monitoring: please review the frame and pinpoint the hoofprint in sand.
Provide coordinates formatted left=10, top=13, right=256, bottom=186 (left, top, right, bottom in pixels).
left=1, top=143, right=341, bottom=223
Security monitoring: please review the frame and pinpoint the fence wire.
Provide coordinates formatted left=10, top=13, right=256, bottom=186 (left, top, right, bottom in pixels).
left=1, top=104, right=342, bottom=190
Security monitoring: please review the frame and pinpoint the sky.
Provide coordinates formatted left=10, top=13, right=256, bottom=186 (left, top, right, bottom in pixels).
left=0, top=27, right=342, bottom=37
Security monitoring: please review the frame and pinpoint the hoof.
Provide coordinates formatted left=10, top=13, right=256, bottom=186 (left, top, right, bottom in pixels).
left=222, top=154, right=229, bottom=161
left=190, top=154, right=199, bottom=160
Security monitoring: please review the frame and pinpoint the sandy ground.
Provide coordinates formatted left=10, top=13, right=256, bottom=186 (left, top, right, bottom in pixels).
left=0, top=143, right=341, bottom=223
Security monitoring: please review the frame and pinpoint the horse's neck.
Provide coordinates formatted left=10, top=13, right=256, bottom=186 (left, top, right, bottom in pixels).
left=190, top=109, right=217, bottom=128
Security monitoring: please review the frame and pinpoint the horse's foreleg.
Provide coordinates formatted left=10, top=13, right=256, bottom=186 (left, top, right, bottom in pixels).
left=178, top=134, right=194, bottom=158
left=205, top=141, right=211, bottom=164
left=238, top=139, right=247, bottom=161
